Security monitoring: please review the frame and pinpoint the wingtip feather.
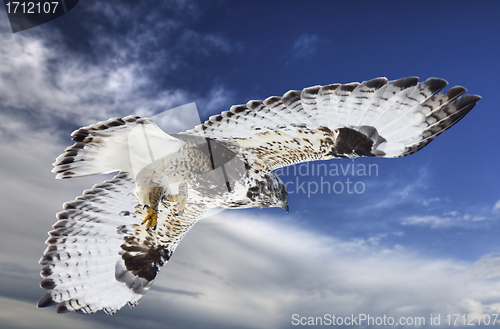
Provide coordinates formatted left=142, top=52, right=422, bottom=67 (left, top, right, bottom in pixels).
left=37, top=293, right=57, bottom=308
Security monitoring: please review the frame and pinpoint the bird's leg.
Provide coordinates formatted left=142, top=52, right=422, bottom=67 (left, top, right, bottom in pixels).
left=166, top=182, right=188, bottom=216
left=141, top=187, right=164, bottom=230
left=141, top=206, right=157, bottom=230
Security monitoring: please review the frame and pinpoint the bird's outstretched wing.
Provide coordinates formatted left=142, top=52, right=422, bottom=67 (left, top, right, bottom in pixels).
left=185, top=77, right=480, bottom=170
left=52, top=116, right=186, bottom=180
left=38, top=172, right=207, bottom=314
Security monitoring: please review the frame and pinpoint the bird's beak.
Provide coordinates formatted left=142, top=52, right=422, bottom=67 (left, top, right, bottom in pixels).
left=283, top=202, right=289, bottom=213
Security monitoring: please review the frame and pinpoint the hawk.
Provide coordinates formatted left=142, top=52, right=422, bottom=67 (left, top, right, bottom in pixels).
left=38, top=77, right=480, bottom=314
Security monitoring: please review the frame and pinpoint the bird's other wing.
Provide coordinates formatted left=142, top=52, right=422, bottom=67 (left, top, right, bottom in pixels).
left=184, top=77, right=480, bottom=170
left=52, top=116, right=184, bottom=179
left=38, top=172, right=207, bottom=314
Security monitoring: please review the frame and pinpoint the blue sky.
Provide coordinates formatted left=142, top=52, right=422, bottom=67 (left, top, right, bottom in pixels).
left=0, top=1, right=499, bottom=328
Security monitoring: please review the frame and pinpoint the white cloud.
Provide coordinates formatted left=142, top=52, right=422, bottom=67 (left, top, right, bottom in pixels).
left=0, top=4, right=238, bottom=132
left=129, top=214, right=500, bottom=328
left=402, top=213, right=488, bottom=229
left=402, top=215, right=453, bottom=228
left=0, top=114, right=498, bottom=327
left=3, top=210, right=500, bottom=328
left=445, top=210, right=459, bottom=217
left=0, top=118, right=113, bottom=265
left=291, top=33, right=320, bottom=60
left=345, top=164, right=431, bottom=216
left=467, top=255, right=500, bottom=280
left=0, top=30, right=192, bottom=125
left=494, top=200, right=500, bottom=212
left=0, top=4, right=497, bottom=328
left=420, top=197, right=441, bottom=207
left=202, top=85, right=236, bottom=114
left=0, top=297, right=116, bottom=329
left=401, top=201, right=497, bottom=230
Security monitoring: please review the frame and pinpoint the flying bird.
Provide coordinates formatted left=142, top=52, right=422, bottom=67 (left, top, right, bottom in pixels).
left=38, top=77, right=480, bottom=314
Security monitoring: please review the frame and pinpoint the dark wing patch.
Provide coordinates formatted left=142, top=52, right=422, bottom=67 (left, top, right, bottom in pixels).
left=38, top=172, right=207, bottom=314
left=333, top=127, right=377, bottom=157
left=115, top=203, right=206, bottom=298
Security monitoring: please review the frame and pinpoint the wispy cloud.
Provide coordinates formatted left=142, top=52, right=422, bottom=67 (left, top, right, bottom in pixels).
left=290, top=33, right=320, bottom=61
left=100, top=214, right=500, bottom=326
left=494, top=200, right=500, bottom=212
left=4, top=212, right=495, bottom=328
left=402, top=215, right=454, bottom=228
left=419, top=197, right=442, bottom=207
left=0, top=31, right=190, bottom=127
left=0, top=2, right=497, bottom=328
left=0, top=2, right=238, bottom=135
left=0, top=297, right=116, bottom=329
left=340, top=161, right=432, bottom=217
left=402, top=211, right=489, bottom=229
left=467, top=255, right=500, bottom=280
left=1, top=137, right=498, bottom=328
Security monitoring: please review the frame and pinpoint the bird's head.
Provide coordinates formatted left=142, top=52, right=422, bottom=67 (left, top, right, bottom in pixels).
left=269, top=172, right=289, bottom=213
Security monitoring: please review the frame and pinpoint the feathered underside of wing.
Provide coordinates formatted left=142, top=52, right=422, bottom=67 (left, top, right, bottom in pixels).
left=52, top=116, right=142, bottom=179
left=52, top=116, right=183, bottom=180
left=38, top=173, right=207, bottom=314
left=184, top=77, right=480, bottom=170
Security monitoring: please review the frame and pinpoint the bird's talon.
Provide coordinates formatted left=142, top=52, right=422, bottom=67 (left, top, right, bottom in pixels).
left=141, top=207, right=157, bottom=230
